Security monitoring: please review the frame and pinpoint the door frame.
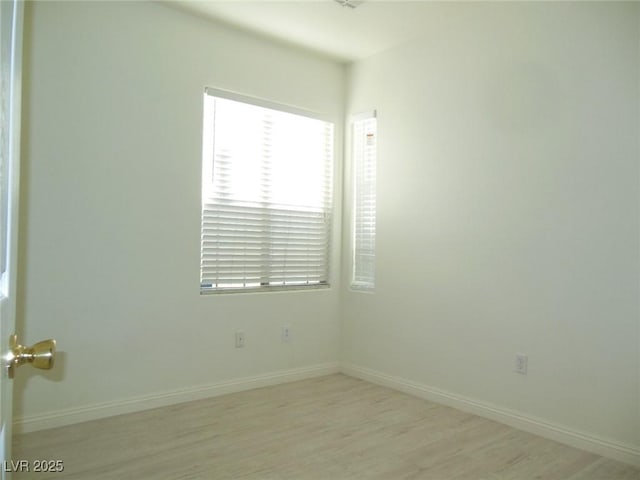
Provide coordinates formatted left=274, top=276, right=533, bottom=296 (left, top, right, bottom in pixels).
left=0, top=0, right=24, bottom=477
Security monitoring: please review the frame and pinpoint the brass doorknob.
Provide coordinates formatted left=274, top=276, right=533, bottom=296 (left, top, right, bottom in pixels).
left=7, top=334, right=56, bottom=379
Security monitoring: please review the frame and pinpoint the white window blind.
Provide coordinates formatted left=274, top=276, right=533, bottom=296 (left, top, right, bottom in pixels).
left=201, top=90, right=334, bottom=293
left=352, top=112, right=377, bottom=291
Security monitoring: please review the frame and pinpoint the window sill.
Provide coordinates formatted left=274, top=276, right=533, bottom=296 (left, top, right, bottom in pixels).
left=200, top=283, right=330, bottom=295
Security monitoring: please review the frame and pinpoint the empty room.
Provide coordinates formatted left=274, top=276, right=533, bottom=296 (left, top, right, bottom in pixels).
left=1, top=0, right=638, bottom=478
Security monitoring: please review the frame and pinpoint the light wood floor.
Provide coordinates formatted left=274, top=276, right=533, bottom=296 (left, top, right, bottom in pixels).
left=13, top=374, right=640, bottom=479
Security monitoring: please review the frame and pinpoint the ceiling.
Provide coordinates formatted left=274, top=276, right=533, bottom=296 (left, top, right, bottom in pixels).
left=165, top=1, right=437, bottom=63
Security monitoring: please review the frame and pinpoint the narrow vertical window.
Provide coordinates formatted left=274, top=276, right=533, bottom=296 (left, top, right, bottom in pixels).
left=351, top=112, right=377, bottom=291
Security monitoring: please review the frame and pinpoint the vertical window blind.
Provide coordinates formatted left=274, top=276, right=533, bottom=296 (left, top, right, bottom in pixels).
left=352, top=112, right=377, bottom=291
left=201, top=90, right=334, bottom=292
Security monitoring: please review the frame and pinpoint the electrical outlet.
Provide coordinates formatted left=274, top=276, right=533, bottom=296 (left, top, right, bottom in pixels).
left=235, top=331, right=245, bottom=348
left=281, top=326, right=292, bottom=343
left=515, top=353, right=528, bottom=375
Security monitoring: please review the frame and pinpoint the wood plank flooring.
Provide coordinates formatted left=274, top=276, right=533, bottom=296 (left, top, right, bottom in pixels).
left=12, top=374, right=640, bottom=479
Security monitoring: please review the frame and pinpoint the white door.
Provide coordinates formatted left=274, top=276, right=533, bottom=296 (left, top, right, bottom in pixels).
left=0, top=2, right=55, bottom=478
left=0, top=0, right=24, bottom=475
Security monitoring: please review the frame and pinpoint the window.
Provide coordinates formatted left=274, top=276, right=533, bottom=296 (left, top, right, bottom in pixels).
left=200, top=88, right=334, bottom=293
left=351, top=112, right=377, bottom=291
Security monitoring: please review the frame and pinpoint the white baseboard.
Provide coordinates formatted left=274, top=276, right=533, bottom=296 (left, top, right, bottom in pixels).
left=340, top=362, right=640, bottom=467
left=13, top=362, right=340, bottom=435
left=14, top=361, right=640, bottom=468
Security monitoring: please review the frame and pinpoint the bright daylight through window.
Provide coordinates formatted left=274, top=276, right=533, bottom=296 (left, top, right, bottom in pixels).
left=352, top=112, right=377, bottom=291
left=200, top=89, right=334, bottom=293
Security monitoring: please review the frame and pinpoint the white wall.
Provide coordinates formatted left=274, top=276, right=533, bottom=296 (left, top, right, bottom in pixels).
left=15, top=0, right=640, bottom=463
left=16, top=1, right=344, bottom=424
left=343, top=2, right=640, bottom=452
